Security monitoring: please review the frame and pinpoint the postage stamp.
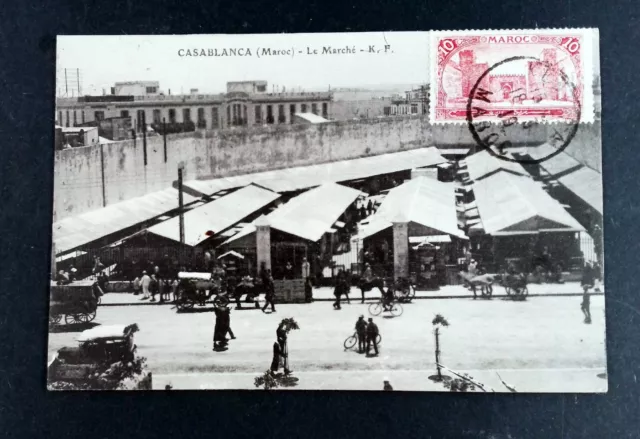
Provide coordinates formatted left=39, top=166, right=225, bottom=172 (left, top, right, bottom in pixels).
left=430, top=29, right=597, bottom=124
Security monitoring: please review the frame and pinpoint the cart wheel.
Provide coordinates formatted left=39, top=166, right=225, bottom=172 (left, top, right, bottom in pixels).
left=78, top=311, right=96, bottom=323
left=389, top=303, right=404, bottom=317
left=343, top=335, right=357, bottom=350
left=64, top=314, right=78, bottom=325
left=49, top=314, right=62, bottom=325
left=368, top=303, right=382, bottom=316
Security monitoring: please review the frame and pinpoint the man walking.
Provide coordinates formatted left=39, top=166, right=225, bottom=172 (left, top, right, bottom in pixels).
left=581, top=262, right=595, bottom=324
left=262, top=270, right=276, bottom=313
left=366, top=317, right=379, bottom=356
left=140, top=270, right=151, bottom=300
left=355, top=315, right=367, bottom=353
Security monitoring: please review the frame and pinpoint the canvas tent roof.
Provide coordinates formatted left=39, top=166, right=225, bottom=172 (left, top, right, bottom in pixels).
left=222, top=183, right=362, bottom=244
left=294, top=112, right=330, bottom=123
left=471, top=172, right=585, bottom=235
left=558, top=167, right=603, bottom=214
left=185, top=147, right=448, bottom=195
left=525, top=143, right=584, bottom=177
left=464, top=150, right=529, bottom=182
left=146, top=184, right=280, bottom=246
left=53, top=188, right=199, bottom=254
left=360, top=177, right=466, bottom=239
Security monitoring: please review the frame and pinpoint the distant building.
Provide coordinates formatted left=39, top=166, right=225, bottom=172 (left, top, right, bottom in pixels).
left=384, top=85, right=429, bottom=116
left=55, top=80, right=333, bottom=134
left=55, top=126, right=99, bottom=150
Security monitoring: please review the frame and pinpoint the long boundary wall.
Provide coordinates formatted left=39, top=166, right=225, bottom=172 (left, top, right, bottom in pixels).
left=53, top=116, right=601, bottom=222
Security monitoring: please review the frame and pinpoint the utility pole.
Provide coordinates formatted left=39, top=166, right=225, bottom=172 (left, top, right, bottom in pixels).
left=142, top=111, right=148, bottom=166
left=178, top=166, right=185, bottom=251
left=163, top=117, right=168, bottom=163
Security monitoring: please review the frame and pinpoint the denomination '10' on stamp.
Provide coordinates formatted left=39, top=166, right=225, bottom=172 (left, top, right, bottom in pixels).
left=430, top=29, right=598, bottom=124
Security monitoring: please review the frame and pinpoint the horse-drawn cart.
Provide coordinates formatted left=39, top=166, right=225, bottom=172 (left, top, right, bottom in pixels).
left=174, top=272, right=230, bottom=311
left=500, top=273, right=529, bottom=299
left=49, top=280, right=102, bottom=325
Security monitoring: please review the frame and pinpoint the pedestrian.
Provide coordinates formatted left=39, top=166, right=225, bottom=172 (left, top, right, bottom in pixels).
left=333, top=269, right=345, bottom=310
left=56, top=269, right=70, bottom=285
left=367, top=199, right=373, bottom=216
left=301, top=257, right=311, bottom=281
left=221, top=304, right=236, bottom=340
left=355, top=315, right=367, bottom=353
left=204, top=249, right=213, bottom=272
left=383, top=380, right=394, bottom=391
left=304, top=276, right=313, bottom=303
left=140, top=271, right=151, bottom=300
left=581, top=262, right=595, bottom=324
left=149, top=274, right=159, bottom=302
left=276, top=321, right=291, bottom=375
left=212, top=305, right=228, bottom=351
left=468, top=259, right=478, bottom=276
left=283, top=261, right=294, bottom=280
left=132, top=276, right=141, bottom=296
left=68, top=267, right=78, bottom=282
left=366, top=318, right=379, bottom=356
left=270, top=340, right=283, bottom=373
left=262, top=270, right=276, bottom=313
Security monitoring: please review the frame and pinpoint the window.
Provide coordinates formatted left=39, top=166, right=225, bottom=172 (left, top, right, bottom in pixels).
left=197, top=108, right=206, bottom=128
left=65, top=110, right=70, bottom=127
left=153, top=109, right=162, bottom=124
left=182, top=108, right=191, bottom=122
left=73, top=110, right=77, bottom=126
left=231, top=104, right=239, bottom=126
left=81, top=111, right=85, bottom=124
left=411, top=104, right=418, bottom=114
left=289, top=104, right=296, bottom=123
left=146, top=86, right=158, bottom=94
left=226, top=106, right=231, bottom=126
left=278, top=105, right=285, bottom=123
left=383, top=107, right=391, bottom=116
left=211, top=107, right=219, bottom=129
left=266, top=105, right=274, bottom=124
left=94, top=111, right=104, bottom=121
left=301, top=103, right=307, bottom=113
left=120, top=110, right=130, bottom=118
left=254, top=105, right=262, bottom=124
left=322, top=102, right=328, bottom=118
left=58, top=111, right=62, bottom=125
left=311, top=103, right=318, bottom=115
left=243, top=105, right=248, bottom=125
left=168, top=109, right=176, bottom=124
left=256, top=84, right=266, bottom=92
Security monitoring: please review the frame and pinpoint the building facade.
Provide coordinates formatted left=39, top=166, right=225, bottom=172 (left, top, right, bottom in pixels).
left=55, top=80, right=333, bottom=133
left=384, top=85, right=429, bottom=116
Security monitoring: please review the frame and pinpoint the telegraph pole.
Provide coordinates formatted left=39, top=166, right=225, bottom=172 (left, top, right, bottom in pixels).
left=163, top=117, right=168, bottom=163
left=142, top=111, right=148, bottom=166
left=178, top=166, right=185, bottom=248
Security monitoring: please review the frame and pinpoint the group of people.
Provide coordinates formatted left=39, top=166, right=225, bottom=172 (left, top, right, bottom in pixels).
left=132, top=267, right=173, bottom=303
left=354, top=315, right=380, bottom=356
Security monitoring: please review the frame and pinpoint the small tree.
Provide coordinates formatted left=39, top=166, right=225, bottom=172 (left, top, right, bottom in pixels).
left=254, top=370, right=280, bottom=390
left=431, top=314, right=449, bottom=382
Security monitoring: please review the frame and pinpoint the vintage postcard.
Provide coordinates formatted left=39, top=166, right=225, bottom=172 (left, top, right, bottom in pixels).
left=48, top=30, right=605, bottom=392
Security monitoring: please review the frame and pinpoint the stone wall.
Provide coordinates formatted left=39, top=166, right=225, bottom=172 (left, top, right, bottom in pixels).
left=53, top=116, right=601, bottom=222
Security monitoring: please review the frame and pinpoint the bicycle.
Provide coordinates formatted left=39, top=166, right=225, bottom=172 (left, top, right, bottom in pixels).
left=343, top=332, right=382, bottom=350
left=368, top=299, right=403, bottom=317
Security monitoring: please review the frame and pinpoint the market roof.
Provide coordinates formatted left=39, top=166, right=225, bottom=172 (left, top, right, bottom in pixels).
left=360, top=177, right=466, bottom=239
left=470, top=172, right=585, bottom=235
left=464, top=150, right=529, bottom=182
left=222, top=183, right=362, bottom=244
left=145, top=185, right=279, bottom=246
left=53, top=188, right=200, bottom=254
left=558, top=167, right=603, bottom=214
left=521, top=143, right=584, bottom=177
left=294, top=112, right=330, bottom=123
left=184, top=147, right=448, bottom=195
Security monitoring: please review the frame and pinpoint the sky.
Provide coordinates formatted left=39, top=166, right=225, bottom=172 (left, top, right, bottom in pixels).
left=56, top=32, right=430, bottom=96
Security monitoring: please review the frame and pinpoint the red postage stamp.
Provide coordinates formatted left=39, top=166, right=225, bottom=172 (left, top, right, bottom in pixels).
left=430, top=29, right=597, bottom=124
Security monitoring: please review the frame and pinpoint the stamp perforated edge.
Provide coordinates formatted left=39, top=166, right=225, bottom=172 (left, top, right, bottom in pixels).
left=428, top=28, right=599, bottom=125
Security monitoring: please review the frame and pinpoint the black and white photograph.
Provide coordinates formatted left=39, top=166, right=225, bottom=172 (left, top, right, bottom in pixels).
left=48, top=31, right=605, bottom=392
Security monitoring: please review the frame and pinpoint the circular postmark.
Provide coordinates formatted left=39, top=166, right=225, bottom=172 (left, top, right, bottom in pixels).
left=466, top=56, right=581, bottom=165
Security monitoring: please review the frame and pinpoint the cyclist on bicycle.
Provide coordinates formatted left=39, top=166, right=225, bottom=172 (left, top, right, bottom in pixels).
left=382, top=284, right=395, bottom=312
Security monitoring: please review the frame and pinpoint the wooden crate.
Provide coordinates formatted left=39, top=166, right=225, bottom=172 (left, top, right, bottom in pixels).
left=273, top=279, right=306, bottom=303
